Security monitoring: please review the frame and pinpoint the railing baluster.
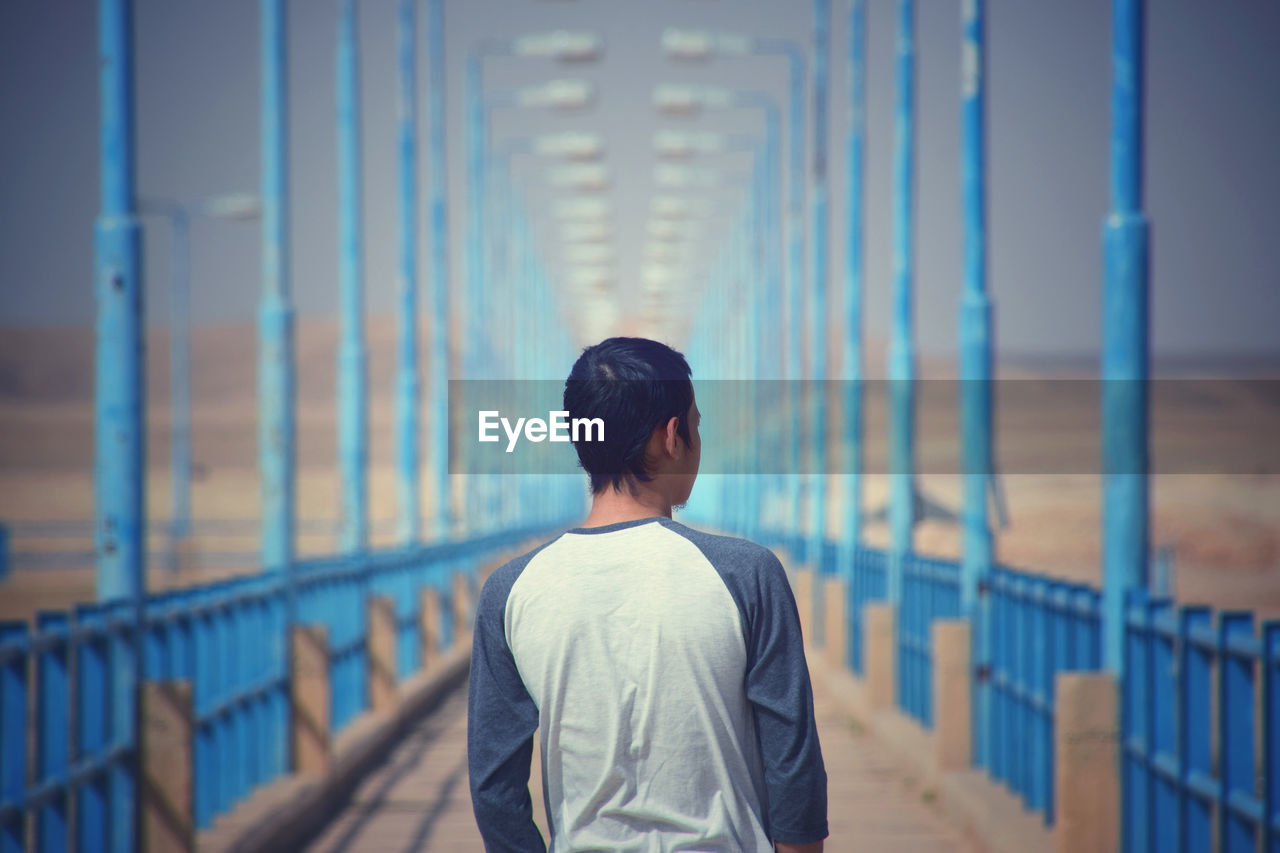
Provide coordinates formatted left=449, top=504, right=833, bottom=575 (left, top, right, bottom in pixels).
left=1179, top=607, right=1212, bottom=853
left=74, top=605, right=108, bottom=852
left=0, top=622, right=29, bottom=853
left=1218, top=612, right=1256, bottom=853
left=36, top=611, right=69, bottom=853
left=1148, top=598, right=1176, bottom=852
left=1263, top=621, right=1279, bottom=853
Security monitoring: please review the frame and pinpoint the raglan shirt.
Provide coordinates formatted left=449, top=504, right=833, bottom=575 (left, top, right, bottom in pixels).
left=467, top=516, right=828, bottom=852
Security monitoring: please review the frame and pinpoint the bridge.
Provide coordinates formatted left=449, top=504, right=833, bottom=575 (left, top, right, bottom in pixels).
left=1, top=1, right=1277, bottom=852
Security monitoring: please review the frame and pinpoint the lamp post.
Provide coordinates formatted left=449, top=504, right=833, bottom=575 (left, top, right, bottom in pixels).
left=395, top=0, right=420, bottom=545
left=887, top=0, right=918, bottom=607
left=809, top=0, right=831, bottom=590
left=94, top=0, right=144, bottom=847
left=336, top=0, right=368, bottom=554
left=140, top=193, right=260, bottom=559
left=841, top=0, right=866, bottom=591
left=1101, top=0, right=1150, bottom=676
left=425, top=0, right=450, bottom=541
left=957, top=0, right=995, bottom=770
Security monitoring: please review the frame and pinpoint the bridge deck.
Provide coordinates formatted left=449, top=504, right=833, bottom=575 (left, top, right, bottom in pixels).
left=306, top=670, right=982, bottom=852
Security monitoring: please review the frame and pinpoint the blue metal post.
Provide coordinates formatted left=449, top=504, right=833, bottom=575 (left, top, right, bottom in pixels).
left=425, top=0, right=451, bottom=540
left=1101, top=0, right=1150, bottom=675
left=959, top=0, right=995, bottom=770
left=94, top=0, right=145, bottom=605
left=93, top=4, right=146, bottom=839
left=463, top=54, right=484, bottom=535
left=785, top=47, right=806, bottom=559
left=337, top=0, right=368, bottom=553
left=395, top=0, right=420, bottom=545
left=887, top=0, right=917, bottom=605
left=259, top=0, right=295, bottom=575
left=1, top=623, right=28, bottom=852
left=169, top=212, right=192, bottom=542
left=841, top=0, right=865, bottom=563
left=465, top=55, right=485, bottom=381
left=809, top=0, right=831, bottom=569
left=807, top=0, right=831, bottom=646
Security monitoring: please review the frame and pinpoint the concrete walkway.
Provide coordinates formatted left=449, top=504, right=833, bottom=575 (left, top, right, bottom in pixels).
left=306, top=674, right=981, bottom=852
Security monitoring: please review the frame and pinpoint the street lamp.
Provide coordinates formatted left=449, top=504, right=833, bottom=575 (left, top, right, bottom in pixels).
left=140, top=192, right=260, bottom=559
left=566, top=266, right=614, bottom=291
left=563, top=243, right=614, bottom=265
left=554, top=197, right=610, bottom=220
left=561, top=221, right=611, bottom=243
left=549, top=162, right=610, bottom=190
left=532, top=131, right=605, bottom=160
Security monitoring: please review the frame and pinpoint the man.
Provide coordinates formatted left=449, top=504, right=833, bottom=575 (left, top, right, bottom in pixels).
left=468, top=337, right=827, bottom=852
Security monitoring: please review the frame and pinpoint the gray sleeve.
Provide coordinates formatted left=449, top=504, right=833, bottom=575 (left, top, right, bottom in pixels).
left=467, top=550, right=548, bottom=853
left=662, top=522, right=829, bottom=844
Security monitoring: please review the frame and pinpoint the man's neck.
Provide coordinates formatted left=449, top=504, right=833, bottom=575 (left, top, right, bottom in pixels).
left=580, top=483, right=672, bottom=529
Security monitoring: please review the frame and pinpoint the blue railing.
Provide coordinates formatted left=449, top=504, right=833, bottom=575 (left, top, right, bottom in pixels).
left=1122, top=587, right=1280, bottom=853
left=0, top=522, right=560, bottom=849
left=846, top=546, right=887, bottom=676
left=896, top=553, right=961, bottom=727
left=981, top=566, right=1102, bottom=826
left=1, top=603, right=138, bottom=852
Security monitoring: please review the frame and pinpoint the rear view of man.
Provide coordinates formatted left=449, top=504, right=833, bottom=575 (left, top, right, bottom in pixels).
left=468, top=337, right=828, bottom=852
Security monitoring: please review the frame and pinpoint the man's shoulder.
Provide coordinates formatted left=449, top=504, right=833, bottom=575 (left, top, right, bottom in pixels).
left=479, top=534, right=565, bottom=607
left=656, top=519, right=786, bottom=581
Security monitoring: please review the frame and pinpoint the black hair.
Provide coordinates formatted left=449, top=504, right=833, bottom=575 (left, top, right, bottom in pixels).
left=563, top=337, right=694, bottom=494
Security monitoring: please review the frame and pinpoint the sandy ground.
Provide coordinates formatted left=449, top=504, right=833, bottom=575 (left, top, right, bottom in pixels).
left=0, top=318, right=1276, bottom=623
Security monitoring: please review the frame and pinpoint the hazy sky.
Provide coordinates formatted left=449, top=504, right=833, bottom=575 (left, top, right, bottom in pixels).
left=0, top=0, right=1277, bottom=360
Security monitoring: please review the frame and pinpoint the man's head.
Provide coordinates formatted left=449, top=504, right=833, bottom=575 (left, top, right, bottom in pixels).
left=563, top=337, right=700, bottom=503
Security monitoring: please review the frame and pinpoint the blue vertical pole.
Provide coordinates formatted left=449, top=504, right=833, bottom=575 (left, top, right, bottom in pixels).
left=259, top=0, right=295, bottom=576
left=94, top=0, right=145, bottom=604
left=1101, top=0, right=1149, bottom=675
left=93, top=5, right=146, bottom=839
left=785, top=50, right=806, bottom=561
left=463, top=55, right=484, bottom=536
left=337, top=0, right=368, bottom=553
left=809, top=0, right=831, bottom=572
left=395, top=0, right=420, bottom=545
left=1101, top=0, right=1153, bottom=681
left=169, top=212, right=192, bottom=543
left=887, top=0, right=917, bottom=605
left=464, top=56, right=484, bottom=381
left=808, top=0, right=831, bottom=647
left=841, top=0, right=866, bottom=566
left=959, top=0, right=995, bottom=769
left=425, top=0, right=451, bottom=540
left=840, top=0, right=867, bottom=672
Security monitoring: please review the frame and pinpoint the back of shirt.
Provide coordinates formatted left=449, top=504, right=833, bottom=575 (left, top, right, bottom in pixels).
left=468, top=517, right=827, bottom=852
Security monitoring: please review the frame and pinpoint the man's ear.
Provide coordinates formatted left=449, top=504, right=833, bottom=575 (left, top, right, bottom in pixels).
left=662, top=416, right=682, bottom=459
